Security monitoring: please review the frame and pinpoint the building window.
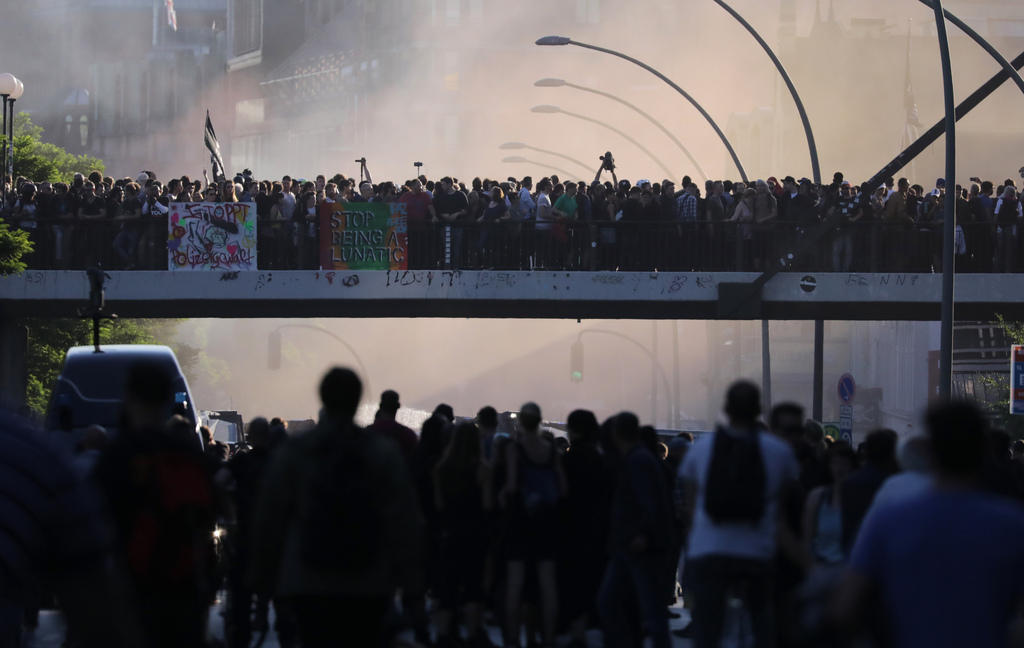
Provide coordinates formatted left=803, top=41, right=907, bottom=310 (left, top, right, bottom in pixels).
left=231, top=0, right=262, bottom=58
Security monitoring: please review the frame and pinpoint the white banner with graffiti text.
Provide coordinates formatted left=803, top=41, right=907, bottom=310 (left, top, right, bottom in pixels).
left=167, top=202, right=257, bottom=271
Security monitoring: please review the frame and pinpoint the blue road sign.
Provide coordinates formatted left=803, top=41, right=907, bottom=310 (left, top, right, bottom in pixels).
left=838, top=373, right=856, bottom=404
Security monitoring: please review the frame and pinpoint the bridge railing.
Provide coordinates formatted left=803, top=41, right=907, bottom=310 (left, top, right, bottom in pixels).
left=7, top=216, right=1013, bottom=273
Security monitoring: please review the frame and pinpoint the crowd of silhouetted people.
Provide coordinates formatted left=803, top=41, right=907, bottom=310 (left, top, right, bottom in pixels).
left=5, top=164, right=1024, bottom=273
left=4, top=365, right=1024, bottom=648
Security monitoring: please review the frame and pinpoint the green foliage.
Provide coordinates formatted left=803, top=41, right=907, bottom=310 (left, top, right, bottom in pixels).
left=976, top=315, right=1024, bottom=437
left=22, top=318, right=182, bottom=417
left=0, top=218, right=32, bottom=275
left=2, top=113, right=104, bottom=183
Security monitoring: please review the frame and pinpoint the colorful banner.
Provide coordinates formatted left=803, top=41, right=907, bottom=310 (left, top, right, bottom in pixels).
left=167, top=202, right=257, bottom=271
left=1012, top=345, right=1024, bottom=415
left=319, top=202, right=408, bottom=270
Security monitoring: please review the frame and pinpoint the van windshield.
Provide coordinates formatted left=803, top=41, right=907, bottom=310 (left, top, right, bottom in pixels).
left=45, top=352, right=195, bottom=432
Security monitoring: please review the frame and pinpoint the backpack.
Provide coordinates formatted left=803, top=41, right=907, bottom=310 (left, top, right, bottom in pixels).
left=125, top=449, right=216, bottom=591
left=703, top=426, right=766, bottom=525
left=518, top=443, right=560, bottom=516
left=300, top=428, right=381, bottom=571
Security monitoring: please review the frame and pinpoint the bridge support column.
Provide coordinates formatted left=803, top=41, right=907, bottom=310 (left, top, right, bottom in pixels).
left=0, top=316, right=28, bottom=413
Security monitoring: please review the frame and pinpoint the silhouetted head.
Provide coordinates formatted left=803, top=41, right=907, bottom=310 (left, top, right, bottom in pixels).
left=863, top=429, right=898, bottom=469
left=319, top=367, right=362, bottom=421
left=612, top=411, right=641, bottom=451
left=724, top=380, right=761, bottom=427
left=925, top=401, right=988, bottom=481
left=247, top=417, right=271, bottom=449
left=567, top=409, right=599, bottom=446
left=770, top=402, right=804, bottom=440
left=476, top=405, right=498, bottom=432
left=123, top=361, right=174, bottom=429
left=433, top=403, right=454, bottom=423
left=518, top=402, right=542, bottom=433
left=379, top=389, right=400, bottom=415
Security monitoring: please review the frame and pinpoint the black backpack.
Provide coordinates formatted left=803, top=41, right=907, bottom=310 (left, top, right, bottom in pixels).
left=300, top=427, right=381, bottom=571
left=704, top=426, right=766, bottom=525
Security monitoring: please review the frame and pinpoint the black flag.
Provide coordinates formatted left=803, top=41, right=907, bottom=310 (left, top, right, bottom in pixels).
left=204, top=110, right=226, bottom=181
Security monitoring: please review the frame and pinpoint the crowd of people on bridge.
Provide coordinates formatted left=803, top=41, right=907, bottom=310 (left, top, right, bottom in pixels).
left=5, top=363, right=1024, bottom=648
left=4, top=162, right=1024, bottom=274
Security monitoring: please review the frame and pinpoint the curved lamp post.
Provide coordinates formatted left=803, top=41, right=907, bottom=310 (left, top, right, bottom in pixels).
left=929, top=0, right=956, bottom=400
left=710, top=0, right=820, bottom=184
left=270, top=323, right=373, bottom=403
left=536, top=36, right=748, bottom=182
left=499, top=141, right=592, bottom=173
left=535, top=78, right=708, bottom=182
left=576, top=328, right=673, bottom=426
left=501, top=155, right=578, bottom=181
left=530, top=104, right=675, bottom=180
left=920, top=0, right=1024, bottom=98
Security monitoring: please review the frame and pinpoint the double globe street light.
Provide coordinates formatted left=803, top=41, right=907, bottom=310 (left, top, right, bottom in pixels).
left=0, top=73, right=25, bottom=209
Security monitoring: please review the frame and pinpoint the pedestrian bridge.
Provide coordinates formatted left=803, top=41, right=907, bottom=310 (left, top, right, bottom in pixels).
left=0, top=269, right=1019, bottom=321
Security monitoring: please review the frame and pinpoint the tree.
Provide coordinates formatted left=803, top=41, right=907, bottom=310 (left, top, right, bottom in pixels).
left=7, top=113, right=105, bottom=183
left=23, top=318, right=193, bottom=417
left=976, top=316, right=1024, bottom=437
left=0, top=218, right=32, bottom=275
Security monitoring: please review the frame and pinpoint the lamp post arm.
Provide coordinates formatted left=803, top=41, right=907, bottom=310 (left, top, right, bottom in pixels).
left=710, top=0, right=820, bottom=185
left=523, top=145, right=594, bottom=172
left=560, top=109, right=676, bottom=180
left=567, top=82, right=708, bottom=182
left=577, top=328, right=673, bottom=423
left=275, top=323, right=372, bottom=398
left=567, top=39, right=748, bottom=182
left=918, top=0, right=1024, bottom=98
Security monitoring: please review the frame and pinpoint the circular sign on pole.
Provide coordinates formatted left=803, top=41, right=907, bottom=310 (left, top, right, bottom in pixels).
left=838, top=373, right=856, bottom=404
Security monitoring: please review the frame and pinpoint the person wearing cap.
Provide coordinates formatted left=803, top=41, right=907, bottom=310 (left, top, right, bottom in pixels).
left=367, top=390, right=417, bottom=467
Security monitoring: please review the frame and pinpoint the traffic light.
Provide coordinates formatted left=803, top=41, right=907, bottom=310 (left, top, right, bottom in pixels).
left=570, top=340, right=584, bottom=383
left=268, top=330, right=281, bottom=370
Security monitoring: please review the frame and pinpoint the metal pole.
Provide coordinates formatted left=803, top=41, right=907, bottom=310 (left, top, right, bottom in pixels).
left=813, top=320, right=824, bottom=421
left=651, top=320, right=658, bottom=426
left=6, top=99, right=14, bottom=190
left=541, top=38, right=748, bottom=182
left=920, top=0, right=1024, bottom=98
left=673, top=320, right=681, bottom=429
left=934, top=0, right=956, bottom=400
left=762, top=319, right=772, bottom=413
left=1, top=95, right=7, bottom=209
left=711, top=0, right=820, bottom=184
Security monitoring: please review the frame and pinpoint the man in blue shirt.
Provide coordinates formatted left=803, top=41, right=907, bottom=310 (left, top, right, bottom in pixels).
left=834, top=401, right=1024, bottom=648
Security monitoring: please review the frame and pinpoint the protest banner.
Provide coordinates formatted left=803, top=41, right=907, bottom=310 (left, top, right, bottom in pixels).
left=319, top=202, right=408, bottom=270
left=167, top=202, right=258, bottom=271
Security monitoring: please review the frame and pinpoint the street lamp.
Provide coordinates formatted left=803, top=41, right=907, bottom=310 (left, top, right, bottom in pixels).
left=0, top=73, right=18, bottom=207
left=710, top=0, right=820, bottom=185
left=5, top=77, right=23, bottom=197
left=499, top=141, right=592, bottom=173
left=501, top=155, right=577, bottom=181
left=535, top=77, right=708, bottom=182
left=529, top=104, right=675, bottom=180
left=536, top=36, right=747, bottom=182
